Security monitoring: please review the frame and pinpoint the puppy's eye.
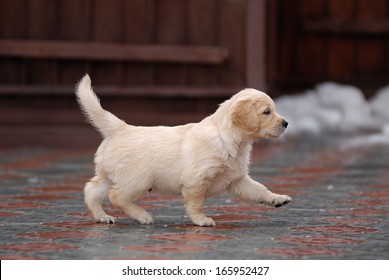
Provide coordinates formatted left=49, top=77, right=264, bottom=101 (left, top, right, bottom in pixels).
left=263, top=109, right=271, bottom=115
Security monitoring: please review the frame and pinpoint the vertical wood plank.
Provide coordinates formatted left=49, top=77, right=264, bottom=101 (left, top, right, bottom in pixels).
left=387, top=0, right=389, bottom=77
left=155, top=0, right=187, bottom=44
left=92, top=0, right=122, bottom=42
left=218, top=0, right=247, bottom=86
left=328, top=0, right=355, bottom=18
left=358, top=0, right=387, bottom=18
left=267, top=0, right=280, bottom=88
left=27, top=0, right=57, bottom=40
left=356, top=40, right=386, bottom=76
left=57, top=0, right=88, bottom=85
left=327, top=0, right=355, bottom=80
left=299, top=0, right=326, bottom=17
left=297, top=37, right=326, bottom=79
left=0, top=0, right=23, bottom=84
left=187, top=0, right=218, bottom=86
left=278, top=0, right=300, bottom=84
left=155, top=0, right=187, bottom=86
left=58, top=0, right=88, bottom=41
left=187, top=0, right=216, bottom=45
left=356, top=0, right=387, bottom=77
left=246, top=0, right=267, bottom=90
left=327, top=39, right=355, bottom=80
left=123, top=0, right=155, bottom=85
left=91, top=0, right=122, bottom=85
left=297, top=0, right=326, bottom=80
left=26, top=0, right=57, bottom=84
left=0, top=0, right=24, bottom=38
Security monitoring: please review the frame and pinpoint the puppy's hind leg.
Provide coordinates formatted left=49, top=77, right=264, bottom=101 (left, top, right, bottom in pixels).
left=84, top=176, right=116, bottom=223
left=182, top=186, right=215, bottom=227
left=109, top=184, right=154, bottom=225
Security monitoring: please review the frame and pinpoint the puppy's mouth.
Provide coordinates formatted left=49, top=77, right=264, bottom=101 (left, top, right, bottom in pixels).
left=263, top=128, right=286, bottom=139
left=264, top=133, right=281, bottom=139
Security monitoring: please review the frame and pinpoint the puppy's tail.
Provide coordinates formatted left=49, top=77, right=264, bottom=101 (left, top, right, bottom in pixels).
left=75, top=74, right=125, bottom=138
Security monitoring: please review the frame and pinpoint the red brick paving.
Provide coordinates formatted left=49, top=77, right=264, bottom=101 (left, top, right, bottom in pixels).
left=17, top=230, right=106, bottom=240
left=41, top=221, right=128, bottom=229
left=267, top=182, right=313, bottom=188
left=0, top=174, right=27, bottom=180
left=149, top=233, right=235, bottom=242
left=208, top=205, right=283, bottom=213
left=1, top=138, right=388, bottom=260
left=329, top=208, right=389, bottom=216
left=7, top=194, right=74, bottom=201
left=1, top=159, right=47, bottom=170
left=283, top=167, right=347, bottom=174
left=123, top=244, right=210, bottom=253
left=0, top=201, right=53, bottom=208
left=0, top=211, right=26, bottom=217
left=211, top=214, right=265, bottom=222
left=350, top=191, right=389, bottom=198
left=319, top=217, right=383, bottom=225
left=363, top=184, right=389, bottom=190
left=261, top=248, right=350, bottom=257
left=66, top=212, right=93, bottom=218
left=28, top=186, right=83, bottom=193
left=0, top=242, right=79, bottom=251
left=337, top=199, right=389, bottom=207
left=0, top=254, right=46, bottom=260
left=271, top=175, right=325, bottom=182
left=170, top=224, right=253, bottom=231
left=274, top=236, right=365, bottom=245
left=291, top=225, right=380, bottom=234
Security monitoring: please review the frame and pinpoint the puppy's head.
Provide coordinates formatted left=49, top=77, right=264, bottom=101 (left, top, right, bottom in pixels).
left=230, top=89, right=288, bottom=139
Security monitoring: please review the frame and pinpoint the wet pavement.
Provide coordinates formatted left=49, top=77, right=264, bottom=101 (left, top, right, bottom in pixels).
left=0, top=134, right=389, bottom=260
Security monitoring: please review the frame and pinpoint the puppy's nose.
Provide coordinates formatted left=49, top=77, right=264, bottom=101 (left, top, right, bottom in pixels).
left=282, top=119, right=288, bottom=128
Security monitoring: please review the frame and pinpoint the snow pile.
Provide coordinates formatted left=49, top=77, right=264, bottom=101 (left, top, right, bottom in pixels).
left=275, top=82, right=389, bottom=142
left=370, top=85, right=389, bottom=125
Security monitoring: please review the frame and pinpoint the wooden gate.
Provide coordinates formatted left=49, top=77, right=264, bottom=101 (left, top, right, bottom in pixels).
left=0, top=0, right=266, bottom=147
left=270, top=0, right=389, bottom=94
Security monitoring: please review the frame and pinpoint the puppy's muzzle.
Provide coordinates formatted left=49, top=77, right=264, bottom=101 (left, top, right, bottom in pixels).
left=282, top=119, right=289, bottom=128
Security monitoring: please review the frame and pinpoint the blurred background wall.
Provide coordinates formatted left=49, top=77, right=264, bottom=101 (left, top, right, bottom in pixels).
left=1, top=0, right=389, bottom=147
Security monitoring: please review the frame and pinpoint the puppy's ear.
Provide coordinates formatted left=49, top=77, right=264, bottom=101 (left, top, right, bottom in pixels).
left=230, top=99, right=260, bottom=132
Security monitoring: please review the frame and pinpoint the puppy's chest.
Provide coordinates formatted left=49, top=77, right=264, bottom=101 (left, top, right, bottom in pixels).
left=205, top=155, right=248, bottom=195
left=224, top=155, right=247, bottom=179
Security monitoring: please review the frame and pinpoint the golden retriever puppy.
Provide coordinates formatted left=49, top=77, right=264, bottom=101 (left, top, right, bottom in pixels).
left=76, top=74, right=291, bottom=226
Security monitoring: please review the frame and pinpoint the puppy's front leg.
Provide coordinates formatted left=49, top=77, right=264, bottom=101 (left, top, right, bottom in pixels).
left=228, top=176, right=291, bottom=207
left=182, top=186, right=216, bottom=227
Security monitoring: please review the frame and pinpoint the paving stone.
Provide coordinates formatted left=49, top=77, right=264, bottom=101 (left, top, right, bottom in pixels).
left=0, top=135, right=389, bottom=259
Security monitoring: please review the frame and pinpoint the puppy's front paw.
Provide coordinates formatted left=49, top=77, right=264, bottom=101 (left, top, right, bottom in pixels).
left=137, top=212, right=154, bottom=225
left=271, top=195, right=292, bottom=208
left=192, top=216, right=216, bottom=227
left=96, top=215, right=116, bottom=224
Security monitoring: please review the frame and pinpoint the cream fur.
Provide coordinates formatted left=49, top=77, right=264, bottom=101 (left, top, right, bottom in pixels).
left=76, top=74, right=291, bottom=226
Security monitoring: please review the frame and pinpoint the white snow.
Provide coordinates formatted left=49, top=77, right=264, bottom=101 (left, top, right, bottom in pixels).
left=370, top=85, right=389, bottom=124
left=275, top=82, right=389, bottom=145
